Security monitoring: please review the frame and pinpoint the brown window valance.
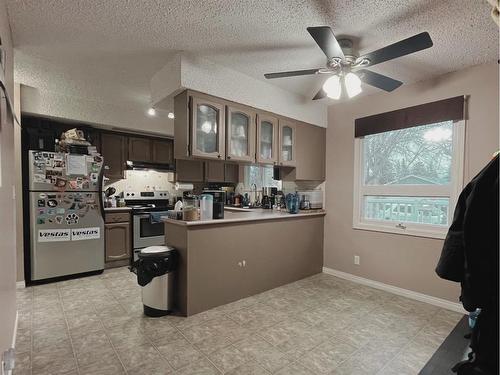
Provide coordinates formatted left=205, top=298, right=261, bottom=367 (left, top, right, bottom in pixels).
left=354, top=96, right=465, bottom=138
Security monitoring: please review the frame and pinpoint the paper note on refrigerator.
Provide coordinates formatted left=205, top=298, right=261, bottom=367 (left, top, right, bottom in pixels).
left=66, top=154, right=87, bottom=175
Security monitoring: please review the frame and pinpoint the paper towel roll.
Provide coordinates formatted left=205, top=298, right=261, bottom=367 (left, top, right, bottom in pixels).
left=174, top=182, right=194, bottom=191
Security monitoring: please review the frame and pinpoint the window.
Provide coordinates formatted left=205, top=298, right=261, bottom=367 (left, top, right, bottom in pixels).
left=353, top=120, right=465, bottom=238
left=243, top=165, right=282, bottom=190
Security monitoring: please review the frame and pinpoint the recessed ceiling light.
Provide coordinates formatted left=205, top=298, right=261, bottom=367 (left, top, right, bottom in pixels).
left=147, top=107, right=156, bottom=116
left=168, top=112, right=175, bottom=119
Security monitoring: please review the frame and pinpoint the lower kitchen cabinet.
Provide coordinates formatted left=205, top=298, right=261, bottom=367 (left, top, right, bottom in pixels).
left=104, top=212, right=131, bottom=267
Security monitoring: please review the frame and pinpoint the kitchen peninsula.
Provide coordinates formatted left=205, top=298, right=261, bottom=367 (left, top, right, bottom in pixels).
left=164, top=209, right=325, bottom=316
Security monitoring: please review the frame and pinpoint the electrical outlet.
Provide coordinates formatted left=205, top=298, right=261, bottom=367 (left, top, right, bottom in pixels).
left=354, top=255, right=360, bottom=265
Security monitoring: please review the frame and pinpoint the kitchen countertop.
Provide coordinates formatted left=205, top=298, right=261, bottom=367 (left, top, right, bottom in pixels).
left=104, top=207, right=132, bottom=211
left=162, top=208, right=326, bottom=226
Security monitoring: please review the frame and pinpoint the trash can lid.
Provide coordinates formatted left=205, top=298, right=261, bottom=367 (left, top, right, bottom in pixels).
left=139, top=245, right=175, bottom=258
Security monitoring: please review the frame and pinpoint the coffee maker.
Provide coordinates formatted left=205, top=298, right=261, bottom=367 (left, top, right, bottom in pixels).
left=261, top=187, right=277, bottom=209
left=201, top=189, right=225, bottom=219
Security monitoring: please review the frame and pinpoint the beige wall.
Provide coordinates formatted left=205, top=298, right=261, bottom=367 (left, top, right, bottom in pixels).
left=324, top=62, right=499, bottom=302
left=0, top=0, right=18, bottom=354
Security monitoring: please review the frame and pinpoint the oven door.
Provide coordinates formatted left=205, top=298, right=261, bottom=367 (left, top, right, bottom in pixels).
left=133, top=213, right=166, bottom=250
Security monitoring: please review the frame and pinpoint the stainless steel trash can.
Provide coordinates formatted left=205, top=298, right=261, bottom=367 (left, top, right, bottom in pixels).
left=137, top=245, right=176, bottom=317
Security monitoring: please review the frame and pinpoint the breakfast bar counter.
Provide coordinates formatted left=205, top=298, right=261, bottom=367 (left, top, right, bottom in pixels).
left=164, top=209, right=325, bottom=316
left=162, top=207, right=326, bottom=227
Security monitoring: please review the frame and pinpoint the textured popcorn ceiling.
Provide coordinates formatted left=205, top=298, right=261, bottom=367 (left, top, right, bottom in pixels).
left=6, top=0, right=499, bottom=110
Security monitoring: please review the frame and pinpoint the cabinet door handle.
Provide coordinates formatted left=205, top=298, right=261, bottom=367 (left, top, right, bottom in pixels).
left=217, top=154, right=221, bottom=159
left=227, top=155, right=231, bottom=160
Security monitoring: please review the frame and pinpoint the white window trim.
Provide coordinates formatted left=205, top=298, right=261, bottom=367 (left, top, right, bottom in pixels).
left=352, top=120, right=466, bottom=239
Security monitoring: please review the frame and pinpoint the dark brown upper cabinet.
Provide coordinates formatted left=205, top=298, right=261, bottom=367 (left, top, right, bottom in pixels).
left=176, top=159, right=205, bottom=182
left=226, top=105, right=256, bottom=163
left=205, top=161, right=239, bottom=183
left=278, top=119, right=297, bottom=167
left=224, top=163, right=239, bottom=183
left=128, top=137, right=152, bottom=162
left=100, top=133, right=127, bottom=179
left=204, top=161, right=225, bottom=182
left=256, top=113, right=279, bottom=165
left=152, top=139, right=174, bottom=164
left=190, top=95, right=225, bottom=160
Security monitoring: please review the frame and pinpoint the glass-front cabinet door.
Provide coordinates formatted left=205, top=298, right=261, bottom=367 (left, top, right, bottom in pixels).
left=256, top=113, right=278, bottom=164
left=279, top=120, right=296, bottom=167
left=190, top=95, right=225, bottom=159
left=226, top=105, right=256, bottom=162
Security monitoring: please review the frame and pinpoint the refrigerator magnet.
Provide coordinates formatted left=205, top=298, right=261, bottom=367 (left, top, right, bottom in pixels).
left=55, top=216, right=63, bottom=224
left=54, top=177, right=67, bottom=188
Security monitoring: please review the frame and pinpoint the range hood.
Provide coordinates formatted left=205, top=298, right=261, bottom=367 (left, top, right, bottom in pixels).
left=126, top=160, right=175, bottom=172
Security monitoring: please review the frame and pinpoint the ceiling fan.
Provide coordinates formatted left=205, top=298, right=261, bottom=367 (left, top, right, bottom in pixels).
left=264, top=26, right=433, bottom=100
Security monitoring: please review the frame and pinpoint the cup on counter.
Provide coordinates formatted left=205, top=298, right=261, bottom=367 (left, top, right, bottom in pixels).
left=200, top=194, right=213, bottom=221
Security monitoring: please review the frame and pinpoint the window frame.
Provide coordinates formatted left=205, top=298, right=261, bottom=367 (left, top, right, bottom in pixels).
left=352, top=120, right=465, bottom=239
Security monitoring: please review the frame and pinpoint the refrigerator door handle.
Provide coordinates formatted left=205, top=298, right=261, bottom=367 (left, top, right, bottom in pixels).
left=97, top=164, right=106, bottom=219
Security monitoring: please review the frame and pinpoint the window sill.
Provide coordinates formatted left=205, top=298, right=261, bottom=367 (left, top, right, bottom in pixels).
left=352, top=222, right=447, bottom=240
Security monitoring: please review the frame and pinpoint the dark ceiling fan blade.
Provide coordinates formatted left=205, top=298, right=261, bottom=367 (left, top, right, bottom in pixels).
left=357, top=69, right=403, bottom=92
left=357, top=32, right=433, bottom=67
left=307, top=26, right=345, bottom=61
left=264, top=68, right=321, bottom=79
left=312, top=88, right=327, bottom=100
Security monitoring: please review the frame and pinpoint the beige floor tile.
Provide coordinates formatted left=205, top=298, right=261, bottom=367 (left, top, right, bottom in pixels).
left=115, top=343, right=164, bottom=370
left=15, top=329, right=32, bottom=354
left=126, top=358, right=174, bottom=375
left=233, top=335, right=291, bottom=373
left=174, top=357, right=220, bottom=375
left=31, top=347, right=77, bottom=375
left=156, top=337, right=204, bottom=370
left=298, top=341, right=357, bottom=374
left=13, top=352, right=31, bottom=371
left=225, top=361, right=269, bottom=375
left=275, top=362, right=315, bottom=375
left=208, top=345, right=249, bottom=373
left=194, top=334, right=233, bottom=355
left=75, top=344, right=118, bottom=368
left=79, top=358, right=126, bottom=375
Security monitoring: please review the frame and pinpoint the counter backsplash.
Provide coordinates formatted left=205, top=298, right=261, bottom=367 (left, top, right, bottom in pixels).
left=104, top=170, right=178, bottom=199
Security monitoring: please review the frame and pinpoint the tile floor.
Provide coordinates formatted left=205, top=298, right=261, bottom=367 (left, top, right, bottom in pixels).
left=15, top=267, right=463, bottom=375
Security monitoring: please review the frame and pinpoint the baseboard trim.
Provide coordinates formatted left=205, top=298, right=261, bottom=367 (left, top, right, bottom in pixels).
left=12, top=311, right=18, bottom=348
left=16, top=281, right=25, bottom=289
left=322, top=267, right=465, bottom=314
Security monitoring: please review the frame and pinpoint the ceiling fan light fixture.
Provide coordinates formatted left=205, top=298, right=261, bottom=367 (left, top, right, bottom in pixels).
left=323, top=75, right=341, bottom=100
left=344, top=72, right=362, bottom=98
